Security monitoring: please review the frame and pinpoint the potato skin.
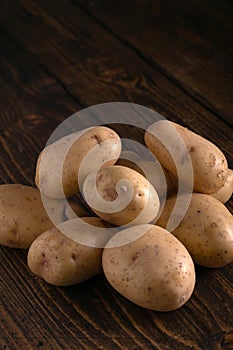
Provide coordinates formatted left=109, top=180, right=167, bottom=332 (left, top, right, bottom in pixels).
left=27, top=217, right=111, bottom=286
left=102, top=224, right=195, bottom=311
left=83, top=165, right=160, bottom=226
left=0, top=184, right=53, bottom=249
left=156, top=193, right=233, bottom=267
left=117, top=156, right=177, bottom=200
left=35, top=126, right=121, bottom=199
left=136, top=160, right=177, bottom=199
left=145, top=121, right=228, bottom=194
left=211, top=169, right=233, bottom=203
left=0, top=184, right=90, bottom=249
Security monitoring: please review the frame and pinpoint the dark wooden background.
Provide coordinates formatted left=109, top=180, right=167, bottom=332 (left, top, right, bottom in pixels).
left=0, top=0, right=232, bottom=349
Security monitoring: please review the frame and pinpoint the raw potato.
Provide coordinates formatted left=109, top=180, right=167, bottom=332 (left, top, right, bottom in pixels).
left=136, top=160, right=177, bottom=199
left=0, top=184, right=53, bottom=249
left=28, top=217, right=112, bottom=286
left=83, top=165, right=160, bottom=226
left=117, top=155, right=177, bottom=199
left=156, top=193, right=233, bottom=267
left=0, top=184, right=90, bottom=249
left=145, top=120, right=228, bottom=194
left=211, top=169, right=233, bottom=203
left=102, top=224, right=195, bottom=311
left=35, top=126, right=121, bottom=199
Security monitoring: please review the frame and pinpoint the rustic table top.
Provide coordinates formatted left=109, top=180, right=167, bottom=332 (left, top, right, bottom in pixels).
left=0, top=1, right=232, bottom=349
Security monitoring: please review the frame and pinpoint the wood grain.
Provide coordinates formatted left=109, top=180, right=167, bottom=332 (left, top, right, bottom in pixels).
left=0, top=0, right=232, bottom=349
left=76, top=0, right=233, bottom=125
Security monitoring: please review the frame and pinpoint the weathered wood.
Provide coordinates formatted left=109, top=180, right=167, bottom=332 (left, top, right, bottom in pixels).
left=76, top=0, right=233, bottom=125
left=0, top=0, right=232, bottom=349
left=0, top=0, right=232, bottom=153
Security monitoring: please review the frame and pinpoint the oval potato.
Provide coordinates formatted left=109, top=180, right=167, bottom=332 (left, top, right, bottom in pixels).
left=211, top=169, right=233, bottom=203
left=117, top=155, right=177, bottom=200
left=83, top=165, right=160, bottom=226
left=136, top=160, right=177, bottom=199
left=0, top=184, right=53, bottom=249
left=156, top=193, right=233, bottom=267
left=27, top=217, right=112, bottom=286
left=35, top=126, right=121, bottom=199
left=102, top=224, right=195, bottom=311
left=145, top=120, right=228, bottom=194
left=0, top=184, right=90, bottom=249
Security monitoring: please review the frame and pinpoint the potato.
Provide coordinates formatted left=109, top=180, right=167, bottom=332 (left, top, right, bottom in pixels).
left=136, top=160, right=177, bottom=199
left=0, top=184, right=90, bottom=249
left=0, top=184, right=53, bottom=249
left=156, top=193, right=233, bottom=267
left=28, top=217, right=113, bottom=286
left=211, top=169, right=233, bottom=203
left=35, top=126, right=121, bottom=199
left=83, top=165, right=160, bottom=226
left=145, top=120, right=228, bottom=194
left=102, top=224, right=195, bottom=311
left=118, top=155, right=177, bottom=200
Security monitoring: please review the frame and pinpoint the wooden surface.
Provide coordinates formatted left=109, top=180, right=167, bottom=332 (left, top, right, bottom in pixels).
left=0, top=0, right=232, bottom=349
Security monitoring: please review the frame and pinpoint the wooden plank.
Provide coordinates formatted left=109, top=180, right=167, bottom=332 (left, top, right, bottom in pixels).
left=2, top=1, right=231, bottom=135
left=0, top=29, right=82, bottom=183
left=0, top=0, right=232, bottom=165
left=76, top=0, right=233, bottom=125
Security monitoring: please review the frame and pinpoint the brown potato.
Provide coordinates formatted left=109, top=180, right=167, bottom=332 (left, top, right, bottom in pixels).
left=35, top=126, right=121, bottom=199
left=27, top=217, right=112, bottom=286
left=211, top=169, right=233, bottom=203
left=0, top=184, right=90, bottom=249
left=102, top=224, right=195, bottom=311
left=145, top=120, right=228, bottom=194
left=83, top=165, right=160, bottom=226
left=0, top=184, right=53, bottom=249
left=117, top=153, right=177, bottom=201
left=135, top=160, right=177, bottom=199
left=156, top=193, right=233, bottom=267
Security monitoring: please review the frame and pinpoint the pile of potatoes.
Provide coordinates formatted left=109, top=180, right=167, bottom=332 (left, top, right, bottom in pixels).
left=0, top=122, right=232, bottom=312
